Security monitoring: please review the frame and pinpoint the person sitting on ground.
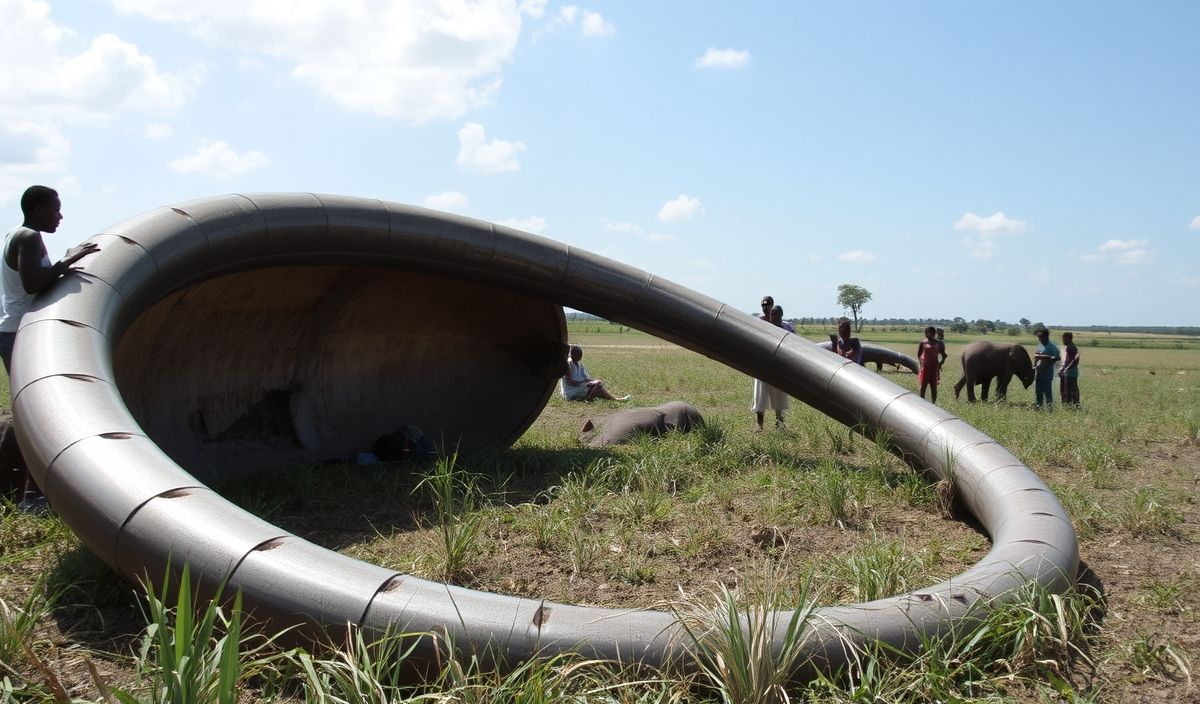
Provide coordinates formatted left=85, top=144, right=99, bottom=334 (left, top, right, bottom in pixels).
left=580, top=401, right=704, bottom=447
left=373, top=424, right=435, bottom=461
left=560, top=344, right=630, bottom=402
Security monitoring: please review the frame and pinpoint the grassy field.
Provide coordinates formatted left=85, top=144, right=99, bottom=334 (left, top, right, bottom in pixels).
left=2, top=323, right=1197, bottom=702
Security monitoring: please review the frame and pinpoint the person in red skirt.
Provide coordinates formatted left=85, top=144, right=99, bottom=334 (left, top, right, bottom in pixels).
left=917, top=326, right=947, bottom=404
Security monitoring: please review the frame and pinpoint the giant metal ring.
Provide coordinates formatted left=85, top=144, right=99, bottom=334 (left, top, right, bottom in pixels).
left=12, top=193, right=1078, bottom=678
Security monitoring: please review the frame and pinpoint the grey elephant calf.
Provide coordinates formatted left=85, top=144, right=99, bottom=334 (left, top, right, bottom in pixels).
left=817, top=340, right=919, bottom=374
left=953, top=341, right=1035, bottom=402
left=581, top=401, right=704, bottom=447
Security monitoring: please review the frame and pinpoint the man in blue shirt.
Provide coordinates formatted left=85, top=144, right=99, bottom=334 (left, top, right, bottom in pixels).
left=1033, top=328, right=1060, bottom=410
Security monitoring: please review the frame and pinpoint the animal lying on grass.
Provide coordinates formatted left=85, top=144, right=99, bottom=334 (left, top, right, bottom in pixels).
left=580, top=401, right=704, bottom=447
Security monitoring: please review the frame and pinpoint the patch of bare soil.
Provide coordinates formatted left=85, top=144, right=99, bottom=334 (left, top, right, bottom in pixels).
left=464, top=494, right=990, bottom=610
left=1038, top=442, right=1200, bottom=703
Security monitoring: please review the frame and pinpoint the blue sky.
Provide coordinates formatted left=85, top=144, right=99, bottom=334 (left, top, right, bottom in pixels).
left=2, top=1, right=1197, bottom=326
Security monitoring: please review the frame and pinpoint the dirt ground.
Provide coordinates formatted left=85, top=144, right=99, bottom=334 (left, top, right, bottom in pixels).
left=8, top=441, right=1198, bottom=703
left=1040, top=442, right=1199, bottom=702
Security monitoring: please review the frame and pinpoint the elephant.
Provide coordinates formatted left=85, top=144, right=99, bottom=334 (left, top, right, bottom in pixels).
left=953, top=341, right=1035, bottom=402
left=817, top=341, right=919, bottom=373
left=580, top=401, right=704, bottom=447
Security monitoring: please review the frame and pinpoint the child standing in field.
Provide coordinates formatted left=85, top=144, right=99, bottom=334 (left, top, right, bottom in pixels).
left=917, top=326, right=947, bottom=403
left=1059, top=332, right=1081, bottom=407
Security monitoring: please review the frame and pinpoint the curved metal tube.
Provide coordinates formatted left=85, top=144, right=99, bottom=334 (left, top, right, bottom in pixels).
left=816, top=340, right=919, bottom=374
left=11, top=193, right=1078, bottom=677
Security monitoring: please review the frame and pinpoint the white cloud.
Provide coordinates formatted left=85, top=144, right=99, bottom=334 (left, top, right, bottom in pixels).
left=0, top=122, right=70, bottom=205
left=837, top=250, right=876, bottom=263
left=953, top=211, right=1028, bottom=236
left=601, top=218, right=672, bottom=242
left=954, top=211, right=1026, bottom=258
left=519, top=0, right=547, bottom=18
left=498, top=215, right=547, bottom=234
left=167, top=140, right=268, bottom=179
left=657, top=194, right=702, bottom=222
left=964, top=238, right=996, bottom=259
left=422, top=190, right=468, bottom=210
left=1029, top=267, right=1051, bottom=284
left=1082, top=238, right=1156, bottom=266
left=603, top=219, right=642, bottom=233
left=0, top=5, right=197, bottom=124
left=689, top=258, right=715, bottom=268
left=1098, top=238, right=1148, bottom=251
left=1169, top=273, right=1200, bottom=286
left=456, top=122, right=525, bottom=173
left=581, top=11, right=615, bottom=37
left=1115, top=248, right=1155, bottom=266
left=1190, top=216, right=1200, bottom=230
left=532, top=5, right=613, bottom=41
left=0, top=1, right=197, bottom=195
left=695, top=47, right=750, bottom=69
left=144, top=122, right=172, bottom=139
left=113, top=0, right=521, bottom=123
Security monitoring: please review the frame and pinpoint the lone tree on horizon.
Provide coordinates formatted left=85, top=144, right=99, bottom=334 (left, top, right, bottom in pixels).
left=836, top=284, right=872, bottom=332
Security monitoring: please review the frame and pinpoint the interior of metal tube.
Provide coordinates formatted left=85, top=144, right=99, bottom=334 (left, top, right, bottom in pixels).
left=112, top=264, right=567, bottom=483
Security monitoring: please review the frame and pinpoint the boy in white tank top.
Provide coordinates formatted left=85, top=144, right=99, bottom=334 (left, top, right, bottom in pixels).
left=2, top=185, right=98, bottom=512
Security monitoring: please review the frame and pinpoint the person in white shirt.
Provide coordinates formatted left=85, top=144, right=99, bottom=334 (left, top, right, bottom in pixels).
left=1, top=185, right=98, bottom=513
left=559, top=345, right=630, bottom=402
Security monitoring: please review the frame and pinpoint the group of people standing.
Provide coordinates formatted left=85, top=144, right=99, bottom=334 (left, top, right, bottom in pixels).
left=751, top=295, right=792, bottom=431
left=560, top=294, right=1084, bottom=427
left=1034, top=328, right=1081, bottom=409
left=751, top=295, right=864, bottom=431
left=747, top=295, right=1082, bottom=422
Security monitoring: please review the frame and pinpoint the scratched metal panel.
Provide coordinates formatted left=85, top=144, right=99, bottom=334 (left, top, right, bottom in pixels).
left=12, top=376, right=141, bottom=485
left=41, top=434, right=201, bottom=567
left=115, top=488, right=287, bottom=600
left=387, top=202, right=495, bottom=269
left=230, top=537, right=398, bottom=642
left=10, top=319, right=112, bottom=386
left=18, top=274, right=123, bottom=337
left=489, top=223, right=570, bottom=296
left=363, top=575, right=539, bottom=667
left=98, top=205, right=211, bottom=286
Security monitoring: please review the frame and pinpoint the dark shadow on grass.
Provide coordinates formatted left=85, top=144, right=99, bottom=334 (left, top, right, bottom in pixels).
left=45, top=542, right=147, bottom=654
left=212, top=445, right=617, bottom=552
left=1075, top=559, right=1108, bottom=632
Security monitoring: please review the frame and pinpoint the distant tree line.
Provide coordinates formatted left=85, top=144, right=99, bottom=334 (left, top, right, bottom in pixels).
left=786, top=317, right=1199, bottom=337
left=570, top=311, right=1198, bottom=337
